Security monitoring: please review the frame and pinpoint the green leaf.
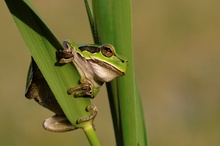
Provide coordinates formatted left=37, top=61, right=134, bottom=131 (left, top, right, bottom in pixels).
left=5, top=0, right=91, bottom=128
left=5, top=1, right=101, bottom=145
left=86, top=0, right=148, bottom=145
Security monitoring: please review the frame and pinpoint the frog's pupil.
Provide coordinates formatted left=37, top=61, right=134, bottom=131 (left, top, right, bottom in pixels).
left=104, top=47, right=112, bottom=53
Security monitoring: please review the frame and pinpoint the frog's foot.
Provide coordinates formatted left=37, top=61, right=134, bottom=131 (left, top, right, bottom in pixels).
left=77, top=105, right=98, bottom=124
left=67, top=82, right=94, bottom=98
left=58, top=48, right=74, bottom=64
left=43, top=115, right=77, bottom=132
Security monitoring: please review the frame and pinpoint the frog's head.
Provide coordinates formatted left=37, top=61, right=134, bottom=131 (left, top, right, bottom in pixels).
left=62, top=40, right=128, bottom=83
left=79, top=44, right=128, bottom=82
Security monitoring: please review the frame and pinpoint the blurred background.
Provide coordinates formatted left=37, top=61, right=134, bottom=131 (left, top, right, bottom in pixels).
left=1, top=0, right=220, bottom=145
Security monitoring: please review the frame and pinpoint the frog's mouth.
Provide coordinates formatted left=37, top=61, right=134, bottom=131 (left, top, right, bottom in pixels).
left=88, top=59, right=125, bottom=76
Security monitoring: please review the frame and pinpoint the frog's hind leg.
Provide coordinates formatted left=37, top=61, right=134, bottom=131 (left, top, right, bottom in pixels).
left=43, top=115, right=77, bottom=132
left=77, top=105, right=98, bottom=124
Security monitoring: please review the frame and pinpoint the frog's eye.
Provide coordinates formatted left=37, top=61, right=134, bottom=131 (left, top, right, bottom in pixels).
left=63, top=41, right=71, bottom=49
left=101, top=45, right=115, bottom=57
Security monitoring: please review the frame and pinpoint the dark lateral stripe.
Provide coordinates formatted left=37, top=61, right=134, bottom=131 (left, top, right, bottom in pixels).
left=79, top=46, right=100, bottom=53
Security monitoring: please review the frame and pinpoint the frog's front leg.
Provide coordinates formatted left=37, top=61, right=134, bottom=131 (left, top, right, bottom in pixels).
left=67, top=81, right=97, bottom=98
left=58, top=48, right=74, bottom=64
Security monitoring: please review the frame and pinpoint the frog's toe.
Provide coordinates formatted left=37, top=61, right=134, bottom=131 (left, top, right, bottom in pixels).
left=77, top=105, right=97, bottom=123
left=43, top=115, right=77, bottom=132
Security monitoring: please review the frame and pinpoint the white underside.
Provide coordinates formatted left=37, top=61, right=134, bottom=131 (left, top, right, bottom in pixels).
left=73, top=51, right=121, bottom=88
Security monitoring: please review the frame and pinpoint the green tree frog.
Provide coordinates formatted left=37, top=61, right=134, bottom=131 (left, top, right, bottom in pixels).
left=59, top=40, right=128, bottom=98
left=25, top=40, right=128, bottom=132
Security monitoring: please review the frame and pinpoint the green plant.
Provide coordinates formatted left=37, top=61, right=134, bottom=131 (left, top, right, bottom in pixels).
left=5, top=0, right=147, bottom=145
left=88, top=0, right=147, bottom=145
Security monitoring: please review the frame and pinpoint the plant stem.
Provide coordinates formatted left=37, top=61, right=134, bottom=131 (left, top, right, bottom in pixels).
left=83, top=124, right=101, bottom=146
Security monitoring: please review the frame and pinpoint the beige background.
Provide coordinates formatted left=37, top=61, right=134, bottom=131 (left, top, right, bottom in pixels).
left=1, top=0, right=220, bottom=145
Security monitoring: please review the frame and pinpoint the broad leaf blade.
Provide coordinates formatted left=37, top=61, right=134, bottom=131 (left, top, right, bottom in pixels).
left=5, top=0, right=92, bottom=128
left=92, top=0, right=148, bottom=145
